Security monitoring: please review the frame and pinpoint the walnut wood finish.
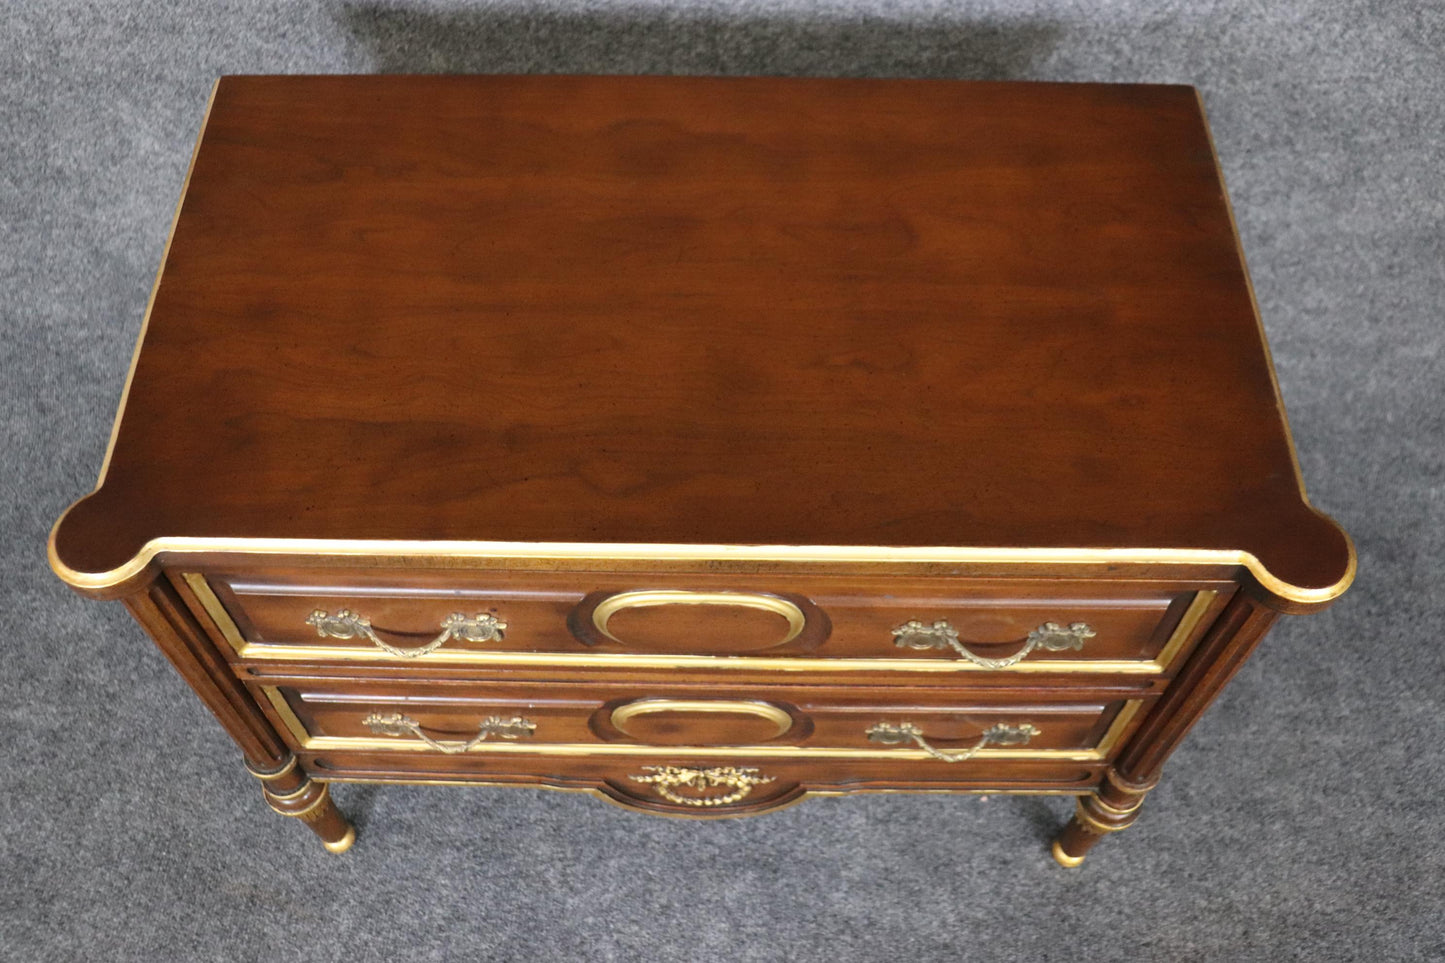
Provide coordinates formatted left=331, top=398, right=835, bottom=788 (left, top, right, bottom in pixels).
left=198, top=568, right=1206, bottom=669
left=302, top=751, right=1106, bottom=818
left=123, top=578, right=286, bottom=764
left=49, top=76, right=1353, bottom=861
left=255, top=677, right=1134, bottom=753
left=51, top=75, right=1351, bottom=607
left=123, top=580, right=354, bottom=850
left=1053, top=591, right=1280, bottom=865
left=247, top=756, right=355, bottom=853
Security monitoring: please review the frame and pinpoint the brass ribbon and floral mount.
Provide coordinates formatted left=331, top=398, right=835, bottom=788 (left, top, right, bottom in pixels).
left=629, top=766, right=775, bottom=807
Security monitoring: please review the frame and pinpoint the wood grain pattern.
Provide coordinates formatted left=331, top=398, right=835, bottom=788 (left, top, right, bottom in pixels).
left=1053, top=590, right=1281, bottom=863
left=124, top=578, right=354, bottom=850
left=256, top=678, right=1131, bottom=753
left=197, top=567, right=1204, bottom=668
left=123, top=577, right=287, bottom=765
left=50, top=75, right=1351, bottom=606
left=47, top=76, right=1354, bottom=857
left=302, top=751, right=1106, bottom=818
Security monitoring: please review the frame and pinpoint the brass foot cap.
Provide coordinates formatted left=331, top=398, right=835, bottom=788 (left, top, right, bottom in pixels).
left=1051, top=840, right=1085, bottom=868
left=322, top=825, right=356, bottom=855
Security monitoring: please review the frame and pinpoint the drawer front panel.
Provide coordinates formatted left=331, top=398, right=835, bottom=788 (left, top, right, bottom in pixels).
left=186, top=569, right=1224, bottom=676
left=303, top=750, right=1106, bottom=816
left=254, top=680, right=1145, bottom=764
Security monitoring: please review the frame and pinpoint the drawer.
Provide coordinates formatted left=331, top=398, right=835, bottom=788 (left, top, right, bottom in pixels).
left=304, top=751, right=1107, bottom=817
left=253, top=679, right=1145, bottom=764
left=183, top=569, right=1226, bottom=676
left=261, top=678, right=1139, bottom=816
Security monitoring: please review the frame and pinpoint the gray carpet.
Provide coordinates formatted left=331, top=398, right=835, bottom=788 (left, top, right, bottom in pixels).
left=3, top=2, right=1442, bottom=960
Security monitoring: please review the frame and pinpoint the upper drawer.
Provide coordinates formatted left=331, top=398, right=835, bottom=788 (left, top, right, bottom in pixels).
left=179, top=569, right=1226, bottom=676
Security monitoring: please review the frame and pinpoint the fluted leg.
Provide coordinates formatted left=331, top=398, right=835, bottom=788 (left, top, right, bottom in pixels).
left=247, top=755, right=355, bottom=853
left=1052, top=592, right=1284, bottom=866
left=124, top=581, right=353, bottom=851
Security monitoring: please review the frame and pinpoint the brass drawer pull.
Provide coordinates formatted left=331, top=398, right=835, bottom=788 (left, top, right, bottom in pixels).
left=866, top=721, right=1040, bottom=762
left=306, top=609, right=507, bottom=658
left=629, top=766, right=775, bottom=807
left=361, top=712, right=536, bottom=753
left=611, top=699, right=795, bottom=741
left=892, top=619, right=1095, bottom=668
left=592, top=591, right=807, bottom=644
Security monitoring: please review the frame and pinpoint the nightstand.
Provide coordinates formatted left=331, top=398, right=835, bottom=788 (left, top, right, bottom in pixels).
left=50, top=75, right=1352, bottom=863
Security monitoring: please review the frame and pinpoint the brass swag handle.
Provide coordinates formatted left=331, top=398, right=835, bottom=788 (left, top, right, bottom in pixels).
left=306, top=609, right=507, bottom=658
left=866, top=721, right=1040, bottom=762
left=362, top=712, right=536, bottom=754
left=892, top=619, right=1095, bottom=668
left=629, top=766, right=775, bottom=807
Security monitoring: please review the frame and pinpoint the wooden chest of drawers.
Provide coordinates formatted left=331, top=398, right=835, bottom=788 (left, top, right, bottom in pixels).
left=49, top=75, right=1352, bottom=864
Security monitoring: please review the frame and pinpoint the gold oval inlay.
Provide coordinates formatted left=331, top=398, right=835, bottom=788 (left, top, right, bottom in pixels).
left=591, top=590, right=806, bottom=645
left=610, top=699, right=794, bottom=740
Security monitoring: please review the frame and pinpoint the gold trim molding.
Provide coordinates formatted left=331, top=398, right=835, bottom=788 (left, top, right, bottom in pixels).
left=244, top=755, right=298, bottom=782
left=48, top=84, right=1354, bottom=613
left=1073, top=797, right=1133, bottom=834
left=183, top=573, right=1217, bottom=677
left=259, top=687, right=1144, bottom=763
left=49, top=529, right=1353, bottom=607
left=94, top=81, right=218, bottom=483
left=312, top=775, right=1095, bottom=823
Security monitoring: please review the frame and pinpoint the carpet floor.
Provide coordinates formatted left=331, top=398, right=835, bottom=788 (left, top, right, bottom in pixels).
left=2, top=1, right=1442, bottom=960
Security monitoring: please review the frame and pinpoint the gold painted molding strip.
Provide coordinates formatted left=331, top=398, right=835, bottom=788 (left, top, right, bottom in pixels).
left=264, top=783, right=334, bottom=820
left=259, top=687, right=1140, bottom=763
left=183, top=571, right=251, bottom=656
left=1195, top=89, right=1306, bottom=495
left=95, top=80, right=219, bottom=483
left=243, top=754, right=298, bottom=782
left=1092, top=699, right=1143, bottom=757
left=53, top=532, right=1354, bottom=606
left=1073, top=797, right=1132, bottom=834
left=1152, top=590, right=1217, bottom=672
left=291, top=736, right=1107, bottom=762
left=235, top=645, right=1165, bottom=675
left=1191, top=89, right=1356, bottom=600
left=51, top=88, right=1353, bottom=611
left=319, top=774, right=1092, bottom=798
left=263, top=685, right=313, bottom=747
left=312, top=777, right=1090, bottom=823
left=184, top=574, right=1214, bottom=677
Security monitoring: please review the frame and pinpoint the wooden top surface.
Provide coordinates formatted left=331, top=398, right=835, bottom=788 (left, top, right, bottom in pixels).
left=52, top=75, right=1351, bottom=602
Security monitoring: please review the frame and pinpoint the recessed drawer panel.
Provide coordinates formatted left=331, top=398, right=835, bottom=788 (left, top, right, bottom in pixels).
left=184, top=569, right=1224, bottom=675
left=254, top=679, right=1145, bottom=765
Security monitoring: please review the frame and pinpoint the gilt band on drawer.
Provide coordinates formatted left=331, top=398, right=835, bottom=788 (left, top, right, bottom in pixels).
left=50, top=75, right=1352, bottom=867
left=181, top=571, right=1223, bottom=677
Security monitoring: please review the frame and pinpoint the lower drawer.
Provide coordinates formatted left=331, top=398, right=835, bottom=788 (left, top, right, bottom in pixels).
left=302, top=750, right=1107, bottom=816
left=254, top=679, right=1146, bottom=766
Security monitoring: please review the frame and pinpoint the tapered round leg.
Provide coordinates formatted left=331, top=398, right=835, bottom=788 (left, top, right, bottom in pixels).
left=1051, top=770, right=1153, bottom=867
left=247, top=755, right=355, bottom=853
left=1052, top=807, right=1110, bottom=866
